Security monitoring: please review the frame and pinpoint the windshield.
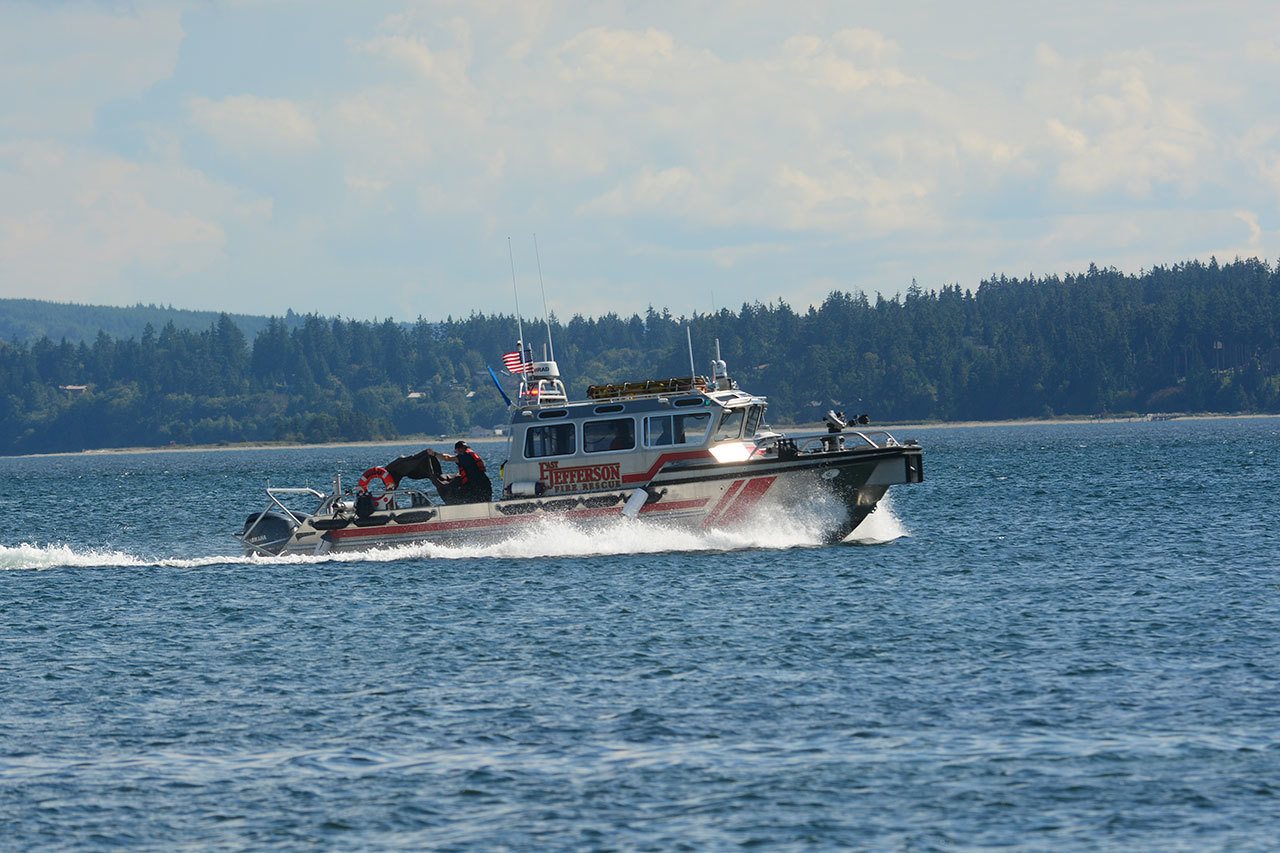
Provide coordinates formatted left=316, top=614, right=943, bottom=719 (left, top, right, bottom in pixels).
left=712, top=408, right=745, bottom=442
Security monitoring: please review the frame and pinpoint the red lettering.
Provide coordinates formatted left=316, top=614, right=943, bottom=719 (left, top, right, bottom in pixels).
left=536, top=461, right=622, bottom=493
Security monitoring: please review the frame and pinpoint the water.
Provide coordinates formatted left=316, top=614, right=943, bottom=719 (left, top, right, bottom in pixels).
left=2, top=420, right=1277, bottom=849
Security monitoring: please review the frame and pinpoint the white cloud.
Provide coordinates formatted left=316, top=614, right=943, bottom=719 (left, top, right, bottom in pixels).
left=546, top=25, right=942, bottom=234
left=1245, top=38, right=1280, bottom=63
left=2, top=2, right=1278, bottom=320
left=0, top=3, right=184, bottom=135
left=0, top=141, right=269, bottom=304
left=580, top=166, right=697, bottom=215
left=1029, top=49, right=1214, bottom=197
left=355, top=31, right=476, bottom=100
left=1237, top=122, right=1280, bottom=197
left=322, top=14, right=947, bottom=239
left=779, top=28, right=913, bottom=91
left=346, top=175, right=391, bottom=194
left=188, top=95, right=318, bottom=155
left=1234, top=210, right=1263, bottom=247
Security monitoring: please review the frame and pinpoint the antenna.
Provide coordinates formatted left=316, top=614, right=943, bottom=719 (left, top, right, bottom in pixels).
left=533, top=234, right=555, bottom=362
left=687, top=324, right=696, bottom=379
left=712, top=338, right=729, bottom=390
left=507, top=237, right=524, bottom=352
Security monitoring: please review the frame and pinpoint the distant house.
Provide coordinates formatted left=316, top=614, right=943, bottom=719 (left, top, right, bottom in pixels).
left=59, top=384, right=89, bottom=394
left=406, top=391, right=426, bottom=399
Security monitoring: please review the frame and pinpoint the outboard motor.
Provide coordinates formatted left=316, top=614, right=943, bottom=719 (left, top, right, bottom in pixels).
left=241, top=510, right=299, bottom=555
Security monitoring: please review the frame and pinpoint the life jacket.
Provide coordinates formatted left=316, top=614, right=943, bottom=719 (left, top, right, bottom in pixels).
left=456, top=448, right=486, bottom=484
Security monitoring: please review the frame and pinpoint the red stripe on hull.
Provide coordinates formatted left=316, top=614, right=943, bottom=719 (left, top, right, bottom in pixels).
left=620, top=449, right=714, bottom=484
left=712, top=476, right=776, bottom=527
left=325, top=497, right=711, bottom=541
left=701, top=480, right=745, bottom=528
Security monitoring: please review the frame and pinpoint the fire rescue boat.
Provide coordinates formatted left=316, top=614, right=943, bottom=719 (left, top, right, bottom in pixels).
left=237, top=351, right=924, bottom=556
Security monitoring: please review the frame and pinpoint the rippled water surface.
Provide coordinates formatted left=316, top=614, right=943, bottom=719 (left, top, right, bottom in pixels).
left=2, top=420, right=1278, bottom=849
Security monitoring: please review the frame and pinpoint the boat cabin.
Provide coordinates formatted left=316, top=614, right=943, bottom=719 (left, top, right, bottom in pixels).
left=501, top=362, right=767, bottom=497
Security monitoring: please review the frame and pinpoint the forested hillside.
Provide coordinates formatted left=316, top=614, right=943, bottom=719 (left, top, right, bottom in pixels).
left=2, top=258, right=1277, bottom=455
left=0, top=298, right=306, bottom=345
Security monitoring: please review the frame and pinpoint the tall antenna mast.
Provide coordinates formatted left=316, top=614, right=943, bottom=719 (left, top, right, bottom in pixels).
left=507, top=236, right=525, bottom=352
left=533, top=233, right=555, bottom=362
left=687, top=324, right=696, bottom=379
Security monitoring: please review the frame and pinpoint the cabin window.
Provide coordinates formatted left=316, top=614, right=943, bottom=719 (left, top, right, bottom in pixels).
left=644, top=412, right=711, bottom=447
left=524, top=423, right=576, bottom=458
left=712, top=408, right=745, bottom=442
left=584, top=418, right=635, bottom=453
left=744, top=406, right=763, bottom=437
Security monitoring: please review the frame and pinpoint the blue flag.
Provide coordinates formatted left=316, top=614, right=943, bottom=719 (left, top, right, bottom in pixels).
left=487, top=365, right=513, bottom=406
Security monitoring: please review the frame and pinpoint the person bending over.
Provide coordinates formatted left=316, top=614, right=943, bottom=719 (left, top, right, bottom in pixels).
left=384, top=438, right=488, bottom=504
left=383, top=440, right=491, bottom=505
left=428, top=440, right=493, bottom=505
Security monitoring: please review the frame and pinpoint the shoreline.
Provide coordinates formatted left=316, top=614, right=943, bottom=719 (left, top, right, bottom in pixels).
left=873, top=411, right=1280, bottom=431
left=6, top=412, right=1277, bottom=461
left=13, top=434, right=511, bottom=461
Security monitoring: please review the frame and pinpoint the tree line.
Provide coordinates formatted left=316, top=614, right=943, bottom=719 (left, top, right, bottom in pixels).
left=1, top=257, right=1278, bottom=455
left=0, top=297, right=304, bottom=346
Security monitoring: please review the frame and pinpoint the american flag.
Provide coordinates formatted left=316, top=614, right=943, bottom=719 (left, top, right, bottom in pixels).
left=501, top=349, right=531, bottom=373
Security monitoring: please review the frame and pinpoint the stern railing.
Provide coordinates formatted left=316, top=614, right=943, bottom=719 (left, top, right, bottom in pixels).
left=756, top=429, right=904, bottom=455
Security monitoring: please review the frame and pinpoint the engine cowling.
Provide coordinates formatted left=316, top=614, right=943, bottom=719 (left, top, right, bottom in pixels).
left=241, top=510, right=299, bottom=555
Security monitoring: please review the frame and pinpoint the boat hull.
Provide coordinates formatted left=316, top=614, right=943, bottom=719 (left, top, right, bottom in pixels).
left=255, top=444, right=923, bottom=556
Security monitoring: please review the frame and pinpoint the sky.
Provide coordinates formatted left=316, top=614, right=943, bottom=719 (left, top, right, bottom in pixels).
left=2, top=1, right=1279, bottom=323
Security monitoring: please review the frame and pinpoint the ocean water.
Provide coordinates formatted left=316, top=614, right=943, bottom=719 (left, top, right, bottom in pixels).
left=1, top=419, right=1277, bottom=850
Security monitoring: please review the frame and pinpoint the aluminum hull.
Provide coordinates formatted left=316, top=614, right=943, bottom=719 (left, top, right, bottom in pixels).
left=254, top=444, right=922, bottom=556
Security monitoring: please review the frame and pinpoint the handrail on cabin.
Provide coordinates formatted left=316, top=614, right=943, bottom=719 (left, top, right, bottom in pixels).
left=756, top=429, right=901, bottom=451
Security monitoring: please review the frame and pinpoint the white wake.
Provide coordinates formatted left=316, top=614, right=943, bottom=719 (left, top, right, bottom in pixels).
left=845, top=494, right=910, bottom=545
left=1, top=500, right=906, bottom=571
left=0, top=543, right=262, bottom=571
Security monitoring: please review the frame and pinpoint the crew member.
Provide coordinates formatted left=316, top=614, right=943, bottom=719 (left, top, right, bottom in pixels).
left=428, top=440, right=493, bottom=504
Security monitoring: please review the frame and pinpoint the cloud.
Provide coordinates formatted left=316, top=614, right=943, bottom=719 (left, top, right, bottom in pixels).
left=188, top=95, right=318, bottom=155
left=1245, top=37, right=1280, bottom=63
left=0, top=3, right=184, bottom=135
left=1237, top=122, right=1280, bottom=197
left=1029, top=49, right=1214, bottom=197
left=779, top=28, right=914, bottom=91
left=0, top=141, right=269, bottom=304
left=321, top=14, right=949, bottom=242
left=580, top=166, right=696, bottom=214
left=2, top=2, right=1279, bottom=321
left=327, top=13, right=502, bottom=197
left=556, top=27, right=679, bottom=85
left=553, top=25, right=943, bottom=234
left=355, top=31, right=476, bottom=100
left=1234, top=210, right=1263, bottom=247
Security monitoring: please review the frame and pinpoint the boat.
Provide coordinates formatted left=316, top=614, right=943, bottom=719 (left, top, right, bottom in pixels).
left=236, top=349, right=924, bottom=556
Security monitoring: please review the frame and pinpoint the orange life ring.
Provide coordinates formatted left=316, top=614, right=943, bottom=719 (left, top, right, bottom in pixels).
left=357, top=466, right=397, bottom=506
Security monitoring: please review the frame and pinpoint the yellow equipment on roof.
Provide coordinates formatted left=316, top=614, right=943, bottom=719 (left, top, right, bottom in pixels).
left=586, top=376, right=709, bottom=400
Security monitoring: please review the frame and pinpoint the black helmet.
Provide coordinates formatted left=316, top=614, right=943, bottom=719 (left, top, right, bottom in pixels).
left=454, top=440, right=468, bottom=450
